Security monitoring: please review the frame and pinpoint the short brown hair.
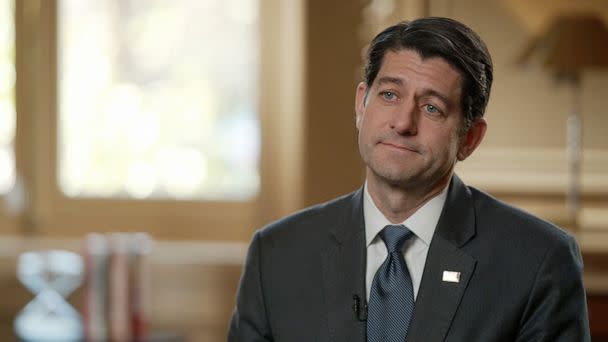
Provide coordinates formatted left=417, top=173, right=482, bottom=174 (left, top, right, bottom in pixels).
left=363, top=17, right=493, bottom=131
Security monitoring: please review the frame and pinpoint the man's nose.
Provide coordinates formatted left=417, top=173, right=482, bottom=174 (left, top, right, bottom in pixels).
left=390, top=99, right=418, bottom=135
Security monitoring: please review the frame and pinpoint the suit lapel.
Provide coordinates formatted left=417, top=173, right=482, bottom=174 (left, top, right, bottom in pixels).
left=321, top=189, right=367, bottom=342
left=406, top=175, right=478, bottom=342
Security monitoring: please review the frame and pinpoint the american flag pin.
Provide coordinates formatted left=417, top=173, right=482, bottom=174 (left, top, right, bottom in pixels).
left=442, top=271, right=461, bottom=283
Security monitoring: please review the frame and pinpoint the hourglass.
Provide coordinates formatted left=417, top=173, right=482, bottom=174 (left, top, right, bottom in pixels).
left=14, top=250, right=84, bottom=342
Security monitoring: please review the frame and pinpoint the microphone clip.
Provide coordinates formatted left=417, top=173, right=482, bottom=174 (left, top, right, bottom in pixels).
left=352, top=295, right=368, bottom=321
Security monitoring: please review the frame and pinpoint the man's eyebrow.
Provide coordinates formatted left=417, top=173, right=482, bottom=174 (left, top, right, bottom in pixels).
left=376, top=76, right=403, bottom=86
left=418, top=88, right=451, bottom=106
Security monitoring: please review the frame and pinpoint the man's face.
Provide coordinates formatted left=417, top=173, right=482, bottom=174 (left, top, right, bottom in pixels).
left=355, top=49, right=485, bottom=192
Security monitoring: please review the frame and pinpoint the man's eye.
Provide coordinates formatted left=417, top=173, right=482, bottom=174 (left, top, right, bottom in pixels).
left=425, top=104, right=440, bottom=114
left=381, top=91, right=396, bottom=101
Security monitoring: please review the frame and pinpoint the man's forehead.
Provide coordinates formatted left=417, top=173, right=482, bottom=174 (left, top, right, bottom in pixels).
left=374, top=50, right=463, bottom=91
left=376, top=49, right=463, bottom=83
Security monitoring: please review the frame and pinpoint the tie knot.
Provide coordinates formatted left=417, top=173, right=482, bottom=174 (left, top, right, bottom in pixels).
left=380, top=225, right=413, bottom=253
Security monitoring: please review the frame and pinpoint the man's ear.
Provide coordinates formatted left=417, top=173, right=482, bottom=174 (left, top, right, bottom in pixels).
left=457, top=118, right=487, bottom=161
left=355, top=82, right=368, bottom=130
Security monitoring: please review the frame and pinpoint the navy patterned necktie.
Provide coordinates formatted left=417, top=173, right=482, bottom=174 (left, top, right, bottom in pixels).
left=367, top=224, right=415, bottom=342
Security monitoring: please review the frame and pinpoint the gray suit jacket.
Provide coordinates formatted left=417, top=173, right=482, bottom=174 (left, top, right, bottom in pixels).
left=228, top=175, right=590, bottom=341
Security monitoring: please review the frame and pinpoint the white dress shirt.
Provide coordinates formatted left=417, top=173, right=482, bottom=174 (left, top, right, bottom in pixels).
left=364, top=181, right=449, bottom=301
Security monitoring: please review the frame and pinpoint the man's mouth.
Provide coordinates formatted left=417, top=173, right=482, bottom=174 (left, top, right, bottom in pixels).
left=379, top=142, right=420, bottom=154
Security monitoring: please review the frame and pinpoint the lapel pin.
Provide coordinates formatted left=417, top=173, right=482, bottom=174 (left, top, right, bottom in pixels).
left=442, top=270, right=461, bottom=283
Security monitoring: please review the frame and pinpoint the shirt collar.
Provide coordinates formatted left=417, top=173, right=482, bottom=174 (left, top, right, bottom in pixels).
left=363, top=180, right=450, bottom=247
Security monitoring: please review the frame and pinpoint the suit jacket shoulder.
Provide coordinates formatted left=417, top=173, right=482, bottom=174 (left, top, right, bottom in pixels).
left=407, top=176, right=589, bottom=342
left=230, top=189, right=368, bottom=342
left=257, top=191, right=358, bottom=247
left=468, top=185, right=574, bottom=247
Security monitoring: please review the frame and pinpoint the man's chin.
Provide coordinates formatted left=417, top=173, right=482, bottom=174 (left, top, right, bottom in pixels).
left=370, top=168, right=418, bottom=188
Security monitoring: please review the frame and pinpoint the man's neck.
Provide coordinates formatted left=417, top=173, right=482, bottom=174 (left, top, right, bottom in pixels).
left=366, top=172, right=452, bottom=224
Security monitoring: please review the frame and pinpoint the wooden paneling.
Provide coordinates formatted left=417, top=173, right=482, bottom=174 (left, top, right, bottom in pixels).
left=588, top=294, right=608, bottom=341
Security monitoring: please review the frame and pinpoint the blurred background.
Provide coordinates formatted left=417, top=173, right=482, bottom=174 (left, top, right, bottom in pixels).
left=0, top=0, right=607, bottom=340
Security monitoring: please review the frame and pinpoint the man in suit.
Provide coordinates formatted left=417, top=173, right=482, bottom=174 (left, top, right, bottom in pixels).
left=228, top=17, right=590, bottom=341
